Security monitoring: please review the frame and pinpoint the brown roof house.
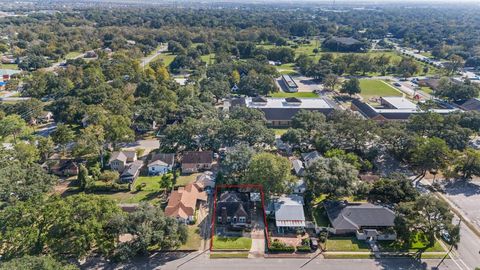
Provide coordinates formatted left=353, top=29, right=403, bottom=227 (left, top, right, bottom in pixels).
left=165, top=183, right=207, bottom=224
left=216, top=191, right=251, bottom=228
left=109, top=151, right=137, bottom=172
left=181, top=151, right=213, bottom=174
left=43, top=159, right=79, bottom=177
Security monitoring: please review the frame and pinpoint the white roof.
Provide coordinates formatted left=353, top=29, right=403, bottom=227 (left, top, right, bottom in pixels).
left=245, top=97, right=333, bottom=109
left=381, top=97, right=417, bottom=109
left=274, top=195, right=306, bottom=228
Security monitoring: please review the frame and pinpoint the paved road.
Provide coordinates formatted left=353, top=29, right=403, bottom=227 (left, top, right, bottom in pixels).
left=141, top=45, right=168, bottom=68
left=451, top=222, right=480, bottom=270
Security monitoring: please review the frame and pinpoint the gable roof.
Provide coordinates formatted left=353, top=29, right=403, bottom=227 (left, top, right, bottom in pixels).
left=216, top=191, right=250, bottom=217
left=460, top=98, right=480, bottom=111
left=274, top=195, right=306, bottom=227
left=324, top=201, right=395, bottom=231
left=165, top=183, right=207, bottom=219
left=182, top=151, right=213, bottom=164
left=291, top=159, right=304, bottom=174
left=109, top=151, right=127, bottom=163
left=148, top=153, right=175, bottom=167
left=121, top=160, right=144, bottom=177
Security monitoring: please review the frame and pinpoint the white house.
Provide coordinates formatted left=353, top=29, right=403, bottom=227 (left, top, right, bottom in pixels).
left=147, top=153, right=175, bottom=176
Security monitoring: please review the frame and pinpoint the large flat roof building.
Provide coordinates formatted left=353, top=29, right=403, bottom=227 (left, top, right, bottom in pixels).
left=233, top=97, right=336, bottom=127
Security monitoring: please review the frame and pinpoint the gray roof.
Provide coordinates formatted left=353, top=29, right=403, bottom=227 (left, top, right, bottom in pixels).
left=460, top=98, right=480, bottom=111
left=121, top=160, right=144, bottom=177
left=324, top=201, right=395, bottom=231
left=182, top=151, right=213, bottom=164
left=109, top=151, right=127, bottom=163
left=301, top=151, right=321, bottom=167
left=149, top=153, right=175, bottom=167
left=292, top=159, right=304, bottom=175
left=274, top=195, right=305, bottom=227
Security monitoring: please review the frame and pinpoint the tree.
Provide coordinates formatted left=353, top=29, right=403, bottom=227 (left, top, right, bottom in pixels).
left=200, top=78, right=230, bottom=102
left=18, top=54, right=50, bottom=71
left=220, top=144, right=255, bottom=182
left=77, top=164, right=92, bottom=191
left=305, top=157, right=358, bottom=198
left=37, top=136, right=55, bottom=162
left=160, top=172, right=174, bottom=195
left=72, top=125, right=105, bottom=159
left=0, top=114, right=28, bottom=144
left=324, top=148, right=363, bottom=170
left=410, top=137, right=452, bottom=178
left=238, top=71, right=277, bottom=96
left=0, top=159, right=57, bottom=203
left=368, top=173, right=419, bottom=204
left=291, top=110, right=326, bottom=132
left=0, top=255, right=78, bottom=270
left=51, top=123, right=75, bottom=155
left=323, top=73, right=339, bottom=90
left=14, top=142, right=39, bottom=163
left=281, top=128, right=309, bottom=150
left=395, top=195, right=459, bottom=247
left=396, top=58, right=418, bottom=78
left=340, top=78, right=361, bottom=96
left=110, top=203, right=187, bottom=261
left=434, top=78, right=479, bottom=102
left=0, top=194, right=121, bottom=260
left=104, top=115, right=135, bottom=149
left=451, top=149, right=480, bottom=180
left=244, top=152, right=294, bottom=194
left=445, top=54, right=465, bottom=75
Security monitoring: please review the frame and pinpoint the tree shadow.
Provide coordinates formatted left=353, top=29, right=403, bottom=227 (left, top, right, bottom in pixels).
left=80, top=252, right=190, bottom=270
left=444, top=180, right=480, bottom=197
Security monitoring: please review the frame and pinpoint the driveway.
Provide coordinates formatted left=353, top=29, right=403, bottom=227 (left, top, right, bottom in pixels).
left=120, top=139, right=160, bottom=157
left=249, top=207, right=266, bottom=257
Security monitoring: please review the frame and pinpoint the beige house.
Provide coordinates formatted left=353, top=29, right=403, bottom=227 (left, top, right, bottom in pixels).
left=109, top=151, right=137, bottom=172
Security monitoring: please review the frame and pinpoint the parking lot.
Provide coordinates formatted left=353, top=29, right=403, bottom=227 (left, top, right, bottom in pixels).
left=444, top=180, right=480, bottom=230
left=275, top=76, right=321, bottom=93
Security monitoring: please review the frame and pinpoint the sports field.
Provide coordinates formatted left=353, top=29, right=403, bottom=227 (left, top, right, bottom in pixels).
left=359, top=79, right=403, bottom=99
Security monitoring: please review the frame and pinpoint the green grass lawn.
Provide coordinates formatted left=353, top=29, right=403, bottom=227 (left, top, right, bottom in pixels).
left=176, top=173, right=201, bottom=187
left=65, top=51, right=82, bottom=59
left=210, top=252, right=249, bottom=258
left=152, top=52, right=176, bottom=66
left=271, top=128, right=289, bottom=136
left=212, top=236, right=252, bottom=250
left=178, top=225, right=202, bottom=250
left=270, top=91, right=318, bottom=98
left=0, top=63, right=19, bottom=70
left=420, top=86, right=433, bottom=94
left=134, top=176, right=162, bottom=191
left=97, top=176, right=165, bottom=204
left=378, top=233, right=445, bottom=252
left=200, top=53, right=215, bottom=63
left=326, top=237, right=371, bottom=252
left=359, top=79, right=403, bottom=100
left=323, top=253, right=374, bottom=259
left=312, top=205, right=330, bottom=227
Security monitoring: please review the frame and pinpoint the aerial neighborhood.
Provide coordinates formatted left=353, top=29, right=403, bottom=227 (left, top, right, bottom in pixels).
left=0, top=1, right=480, bottom=270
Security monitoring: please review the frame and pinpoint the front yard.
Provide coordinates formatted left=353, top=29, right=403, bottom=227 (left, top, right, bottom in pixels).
left=178, top=225, right=202, bottom=251
left=212, top=236, right=252, bottom=250
left=378, top=233, right=445, bottom=252
left=325, top=236, right=371, bottom=252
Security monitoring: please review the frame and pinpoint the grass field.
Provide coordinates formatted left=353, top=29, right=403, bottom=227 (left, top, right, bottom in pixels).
left=378, top=233, right=445, bottom=252
left=271, top=128, right=289, bottom=136
left=201, top=53, right=215, bottom=63
left=176, top=173, right=201, bottom=187
left=212, top=236, right=252, bottom=250
left=326, top=237, right=371, bottom=252
left=270, top=91, right=318, bottom=98
left=359, top=79, right=403, bottom=99
left=178, top=226, right=202, bottom=250
left=0, top=63, right=19, bottom=70
left=420, top=86, right=433, bottom=94
left=152, top=52, right=176, bottom=66
left=210, top=252, right=249, bottom=258
left=65, top=51, right=82, bottom=59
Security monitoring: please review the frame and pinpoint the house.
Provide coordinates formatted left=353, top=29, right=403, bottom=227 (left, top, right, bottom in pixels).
left=324, top=201, right=396, bottom=241
left=181, top=151, right=213, bottom=173
left=109, top=151, right=137, bottom=172
left=195, top=171, right=215, bottom=191
left=274, top=194, right=306, bottom=233
left=147, top=153, right=175, bottom=175
left=84, top=50, right=98, bottom=58
left=165, top=183, right=207, bottom=224
left=216, top=191, right=251, bottom=227
left=460, top=98, right=480, bottom=111
left=301, top=151, right=321, bottom=168
left=120, top=160, right=144, bottom=183
left=292, top=179, right=306, bottom=194
left=232, top=97, right=336, bottom=127
left=43, top=159, right=79, bottom=177
left=291, top=159, right=305, bottom=176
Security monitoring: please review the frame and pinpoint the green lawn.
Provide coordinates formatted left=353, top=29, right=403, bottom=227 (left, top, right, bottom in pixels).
left=312, top=205, right=330, bottom=227
left=212, top=236, right=252, bottom=250
left=176, top=173, right=201, bottom=187
left=378, top=233, right=445, bottom=252
left=323, top=253, right=373, bottom=259
left=326, top=237, right=371, bottom=252
left=178, top=225, right=202, bottom=250
left=65, top=51, right=82, bottom=59
left=210, top=252, right=249, bottom=258
left=98, top=176, right=165, bottom=204
left=271, top=128, right=289, bottom=136
left=270, top=91, right=318, bottom=98
left=0, top=63, right=19, bottom=70
left=201, top=53, right=215, bottom=63
left=359, top=79, right=403, bottom=100
left=134, top=176, right=162, bottom=191
left=420, top=86, right=433, bottom=94
left=152, top=52, right=176, bottom=66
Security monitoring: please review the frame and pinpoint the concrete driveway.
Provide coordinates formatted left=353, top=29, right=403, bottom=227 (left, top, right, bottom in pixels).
left=249, top=209, right=266, bottom=257
left=120, top=139, right=160, bottom=157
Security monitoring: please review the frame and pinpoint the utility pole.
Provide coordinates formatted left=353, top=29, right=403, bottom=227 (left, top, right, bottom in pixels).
left=435, top=218, right=461, bottom=269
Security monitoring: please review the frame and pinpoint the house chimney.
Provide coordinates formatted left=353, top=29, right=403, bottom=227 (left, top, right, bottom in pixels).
left=221, top=206, right=227, bottom=225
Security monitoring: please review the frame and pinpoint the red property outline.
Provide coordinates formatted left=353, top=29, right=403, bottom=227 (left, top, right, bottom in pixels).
left=209, top=184, right=270, bottom=251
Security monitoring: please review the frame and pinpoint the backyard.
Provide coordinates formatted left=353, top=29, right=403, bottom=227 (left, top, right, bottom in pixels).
left=176, top=173, right=201, bottom=187
left=212, top=236, right=252, bottom=250
left=359, top=79, right=403, bottom=100
left=98, top=176, right=165, bottom=204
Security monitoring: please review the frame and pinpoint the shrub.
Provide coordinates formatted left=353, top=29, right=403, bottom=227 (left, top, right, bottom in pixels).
left=297, top=245, right=311, bottom=252
left=319, top=231, right=328, bottom=243
left=269, top=239, right=295, bottom=253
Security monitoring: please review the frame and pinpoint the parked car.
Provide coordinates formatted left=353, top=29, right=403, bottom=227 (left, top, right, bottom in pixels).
left=440, top=230, right=451, bottom=244
left=310, top=237, right=318, bottom=250
left=393, top=82, right=402, bottom=87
